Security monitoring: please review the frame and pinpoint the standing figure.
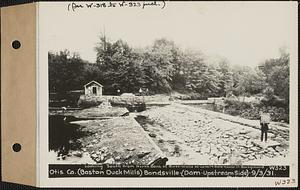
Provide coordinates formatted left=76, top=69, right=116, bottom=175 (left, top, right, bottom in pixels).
left=260, top=111, right=271, bottom=142
left=173, top=144, right=181, bottom=157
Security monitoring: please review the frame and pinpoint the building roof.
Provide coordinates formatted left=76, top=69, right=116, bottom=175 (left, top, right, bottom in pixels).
left=84, top=80, right=103, bottom=87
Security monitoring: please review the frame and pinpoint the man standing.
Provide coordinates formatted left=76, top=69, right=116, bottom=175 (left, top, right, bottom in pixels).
left=260, top=111, right=271, bottom=142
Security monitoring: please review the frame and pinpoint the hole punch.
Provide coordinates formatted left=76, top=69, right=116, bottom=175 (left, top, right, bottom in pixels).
left=12, top=40, right=21, bottom=49
left=12, top=143, right=22, bottom=152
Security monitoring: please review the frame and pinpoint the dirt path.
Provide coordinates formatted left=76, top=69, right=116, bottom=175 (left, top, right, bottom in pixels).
left=136, top=103, right=289, bottom=165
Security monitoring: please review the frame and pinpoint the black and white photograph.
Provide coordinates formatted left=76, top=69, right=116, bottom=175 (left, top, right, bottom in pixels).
left=39, top=1, right=297, bottom=185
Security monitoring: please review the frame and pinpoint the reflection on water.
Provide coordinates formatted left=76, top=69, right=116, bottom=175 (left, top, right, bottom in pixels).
left=49, top=115, right=93, bottom=158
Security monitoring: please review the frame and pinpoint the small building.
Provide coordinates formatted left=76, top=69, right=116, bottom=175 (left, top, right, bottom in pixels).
left=84, top=81, right=103, bottom=96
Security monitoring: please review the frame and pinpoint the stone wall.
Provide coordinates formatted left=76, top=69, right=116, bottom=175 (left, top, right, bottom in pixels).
left=78, top=95, right=170, bottom=108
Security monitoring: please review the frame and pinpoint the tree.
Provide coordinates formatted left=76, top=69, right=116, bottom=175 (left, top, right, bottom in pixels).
left=186, top=61, right=221, bottom=97
left=259, top=49, right=289, bottom=101
left=48, top=50, right=85, bottom=93
left=141, top=38, right=181, bottom=93
left=95, top=36, right=145, bottom=94
left=216, top=59, right=234, bottom=97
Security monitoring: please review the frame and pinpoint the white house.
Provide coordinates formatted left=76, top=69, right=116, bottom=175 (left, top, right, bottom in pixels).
left=84, top=81, right=103, bottom=96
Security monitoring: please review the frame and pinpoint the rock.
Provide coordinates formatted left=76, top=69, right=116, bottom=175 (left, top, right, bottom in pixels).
left=240, top=154, right=249, bottom=158
left=275, top=146, right=284, bottom=152
left=137, top=151, right=151, bottom=158
left=273, top=151, right=280, bottom=156
left=275, top=136, right=285, bottom=142
left=104, top=158, right=115, bottom=164
left=149, top=133, right=157, bottom=138
left=202, top=147, right=210, bottom=154
left=250, top=146, right=260, bottom=151
left=124, top=154, right=132, bottom=160
left=115, top=156, right=121, bottom=161
left=100, top=155, right=105, bottom=162
left=95, top=157, right=101, bottom=163
left=216, top=151, right=223, bottom=157
left=242, top=135, right=250, bottom=139
left=126, top=147, right=135, bottom=151
left=222, top=146, right=231, bottom=154
left=248, top=155, right=255, bottom=160
left=91, top=153, right=98, bottom=159
left=92, top=139, right=98, bottom=144
left=220, top=157, right=228, bottom=164
left=72, top=151, right=83, bottom=157
left=86, top=144, right=93, bottom=148
left=100, top=147, right=108, bottom=153
left=82, top=148, right=87, bottom=152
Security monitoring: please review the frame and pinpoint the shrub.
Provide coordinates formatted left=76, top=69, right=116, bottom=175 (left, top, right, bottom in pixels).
left=260, top=95, right=287, bottom=108
left=223, top=99, right=256, bottom=116
left=224, top=99, right=252, bottom=109
left=177, top=93, right=208, bottom=100
left=77, top=98, right=101, bottom=108
left=136, top=103, right=147, bottom=112
left=221, top=98, right=289, bottom=123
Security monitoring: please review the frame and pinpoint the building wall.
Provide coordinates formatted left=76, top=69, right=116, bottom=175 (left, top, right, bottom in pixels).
left=85, top=84, right=102, bottom=96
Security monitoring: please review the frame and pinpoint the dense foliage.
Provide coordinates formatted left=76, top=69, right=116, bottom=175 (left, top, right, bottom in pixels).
left=49, top=37, right=290, bottom=104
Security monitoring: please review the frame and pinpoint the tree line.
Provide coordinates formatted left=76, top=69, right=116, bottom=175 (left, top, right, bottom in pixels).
left=49, top=37, right=289, bottom=104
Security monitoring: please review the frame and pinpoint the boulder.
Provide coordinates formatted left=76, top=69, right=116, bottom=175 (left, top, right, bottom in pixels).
left=126, top=147, right=135, bottom=151
left=149, top=133, right=157, bottom=138
left=100, top=146, right=108, bottom=153
left=91, top=153, right=98, bottom=159
left=72, top=151, right=83, bottom=157
left=137, top=151, right=151, bottom=158
left=124, top=154, right=132, bottom=160
left=104, top=158, right=115, bottom=164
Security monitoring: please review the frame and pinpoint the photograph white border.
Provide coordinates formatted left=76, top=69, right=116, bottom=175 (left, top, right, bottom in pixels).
left=37, top=1, right=298, bottom=187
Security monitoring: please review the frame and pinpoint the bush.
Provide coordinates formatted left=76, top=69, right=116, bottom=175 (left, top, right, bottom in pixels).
left=136, top=103, right=147, bottom=112
left=177, top=93, right=208, bottom=100
left=260, top=95, right=287, bottom=108
left=240, top=106, right=289, bottom=123
left=77, top=98, right=101, bottom=108
left=214, top=97, right=289, bottom=123
left=225, top=99, right=253, bottom=108
left=49, top=92, right=83, bottom=107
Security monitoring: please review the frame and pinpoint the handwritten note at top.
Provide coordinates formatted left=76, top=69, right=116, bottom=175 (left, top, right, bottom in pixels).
left=67, top=1, right=166, bottom=12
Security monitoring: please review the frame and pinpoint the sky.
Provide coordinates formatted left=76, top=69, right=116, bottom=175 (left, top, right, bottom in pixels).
left=40, top=1, right=297, bottom=67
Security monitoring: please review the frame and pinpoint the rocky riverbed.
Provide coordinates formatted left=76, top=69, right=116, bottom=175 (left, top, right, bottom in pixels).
left=136, top=103, right=289, bottom=165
